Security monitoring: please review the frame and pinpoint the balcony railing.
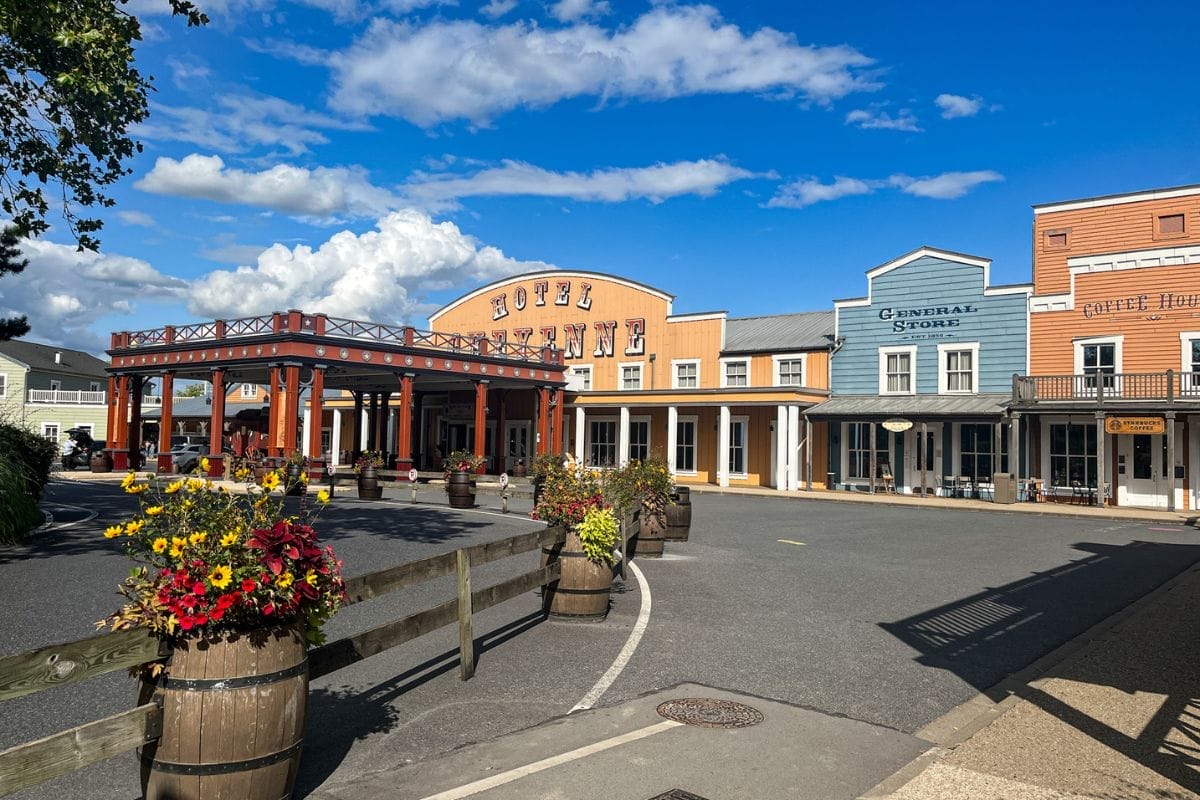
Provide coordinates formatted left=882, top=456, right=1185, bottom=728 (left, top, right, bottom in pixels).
left=27, top=389, right=106, bottom=405
left=1012, top=370, right=1200, bottom=404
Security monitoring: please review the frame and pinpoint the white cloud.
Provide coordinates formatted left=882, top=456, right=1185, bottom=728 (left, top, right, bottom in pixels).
left=325, top=5, right=878, bottom=125
left=136, top=93, right=372, bottom=156
left=406, top=157, right=758, bottom=205
left=479, top=0, right=517, bottom=18
left=166, top=56, right=211, bottom=89
left=187, top=209, right=551, bottom=322
left=117, top=210, right=156, bottom=227
left=0, top=239, right=187, bottom=352
left=845, top=107, right=921, bottom=132
left=935, top=93, right=984, bottom=119
left=549, top=0, right=609, bottom=23
left=766, top=176, right=872, bottom=209
left=889, top=170, right=1004, bottom=199
left=136, top=154, right=405, bottom=220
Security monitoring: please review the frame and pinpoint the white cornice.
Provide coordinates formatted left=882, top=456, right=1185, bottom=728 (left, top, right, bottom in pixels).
left=1034, top=184, right=1200, bottom=215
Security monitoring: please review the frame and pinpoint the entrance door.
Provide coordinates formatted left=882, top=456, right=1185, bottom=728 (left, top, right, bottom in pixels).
left=504, top=421, right=531, bottom=472
left=904, top=424, right=940, bottom=495
left=446, top=423, right=473, bottom=454
left=1120, top=433, right=1165, bottom=508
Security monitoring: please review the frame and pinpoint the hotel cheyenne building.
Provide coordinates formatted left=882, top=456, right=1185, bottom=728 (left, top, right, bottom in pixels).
left=429, top=272, right=834, bottom=490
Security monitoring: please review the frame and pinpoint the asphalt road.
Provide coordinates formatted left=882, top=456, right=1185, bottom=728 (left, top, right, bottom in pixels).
left=3, top=481, right=1199, bottom=799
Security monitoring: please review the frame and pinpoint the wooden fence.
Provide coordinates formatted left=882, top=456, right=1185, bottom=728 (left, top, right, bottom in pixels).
left=0, top=524, right=568, bottom=797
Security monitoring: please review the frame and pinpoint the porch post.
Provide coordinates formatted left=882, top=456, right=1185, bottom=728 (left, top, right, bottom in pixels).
left=552, top=389, right=565, bottom=454
left=869, top=421, right=877, bottom=495
left=473, top=380, right=488, bottom=473
left=1095, top=411, right=1106, bottom=507
left=787, top=405, right=801, bottom=492
left=367, top=392, right=379, bottom=452
left=267, top=367, right=282, bottom=457
left=618, top=406, right=630, bottom=466
left=283, top=365, right=300, bottom=456
left=208, top=369, right=226, bottom=477
left=352, top=391, right=364, bottom=456
left=1009, top=412, right=1021, bottom=480
left=331, top=407, right=342, bottom=467
left=1167, top=411, right=1177, bottom=512
left=774, top=405, right=787, bottom=490
left=667, top=405, right=679, bottom=475
left=112, top=375, right=130, bottom=470
left=128, top=375, right=144, bottom=470
left=920, top=421, right=928, bottom=496
left=379, top=392, right=390, bottom=457
left=158, top=372, right=175, bottom=472
left=397, top=373, right=414, bottom=472
left=805, top=416, right=813, bottom=491
left=494, top=389, right=506, bottom=472
left=536, top=386, right=550, bottom=456
left=308, top=366, right=325, bottom=459
left=106, top=375, right=118, bottom=449
left=717, top=405, right=731, bottom=488
left=574, top=406, right=586, bottom=464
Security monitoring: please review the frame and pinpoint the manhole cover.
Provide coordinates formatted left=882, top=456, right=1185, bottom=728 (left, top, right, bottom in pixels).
left=655, top=697, right=764, bottom=729
left=648, top=791, right=710, bottom=800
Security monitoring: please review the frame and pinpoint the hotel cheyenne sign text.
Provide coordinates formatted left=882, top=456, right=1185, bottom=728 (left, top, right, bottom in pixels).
left=485, top=278, right=646, bottom=360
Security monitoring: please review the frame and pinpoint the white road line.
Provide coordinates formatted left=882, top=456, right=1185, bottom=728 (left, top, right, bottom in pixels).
left=417, top=719, right=682, bottom=800
left=570, top=557, right=652, bottom=713
left=42, top=504, right=98, bottom=531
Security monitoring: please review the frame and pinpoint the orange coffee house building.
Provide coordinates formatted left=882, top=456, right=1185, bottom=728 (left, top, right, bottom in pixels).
left=1012, top=185, right=1200, bottom=510
left=430, top=272, right=834, bottom=490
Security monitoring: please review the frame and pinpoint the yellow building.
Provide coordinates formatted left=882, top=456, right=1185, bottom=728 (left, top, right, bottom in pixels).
left=431, top=271, right=833, bottom=489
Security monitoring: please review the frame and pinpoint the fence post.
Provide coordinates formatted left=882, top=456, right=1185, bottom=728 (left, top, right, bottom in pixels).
left=411, top=482, right=418, bottom=504
left=456, top=549, right=474, bottom=681
left=501, top=490, right=509, bottom=513
left=619, top=510, right=628, bottom=580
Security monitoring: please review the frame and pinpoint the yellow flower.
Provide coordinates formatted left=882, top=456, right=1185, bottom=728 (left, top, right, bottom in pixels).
left=200, top=457, right=211, bottom=473
left=164, top=479, right=184, bottom=495
left=125, top=519, right=145, bottom=536
left=151, top=537, right=168, bottom=554
left=276, top=572, right=294, bottom=589
left=169, top=536, right=187, bottom=557
left=120, top=471, right=136, bottom=489
left=261, top=471, right=281, bottom=491
left=181, top=499, right=194, bottom=510
left=316, top=489, right=330, bottom=505
left=189, top=531, right=208, bottom=546
left=299, top=471, right=309, bottom=484
left=104, top=524, right=122, bottom=539
left=126, top=483, right=148, bottom=495
left=304, top=570, right=318, bottom=587
left=145, top=506, right=164, bottom=516
left=187, top=478, right=206, bottom=493
left=235, top=466, right=251, bottom=481
left=220, top=531, right=238, bottom=547
left=208, top=565, right=232, bottom=590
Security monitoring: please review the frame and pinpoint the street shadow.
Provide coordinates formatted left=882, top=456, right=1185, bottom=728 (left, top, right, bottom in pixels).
left=882, top=540, right=1200, bottom=795
left=295, top=610, right=547, bottom=798
left=316, top=504, right=501, bottom=546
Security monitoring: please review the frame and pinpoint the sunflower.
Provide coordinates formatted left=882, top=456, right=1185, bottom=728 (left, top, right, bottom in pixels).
left=104, top=524, right=123, bottom=539
left=276, top=572, right=295, bottom=589
left=261, top=471, right=281, bottom=491
left=125, top=520, right=145, bottom=535
left=208, top=565, right=233, bottom=590
left=219, top=531, right=239, bottom=547
left=145, top=505, right=164, bottom=516
left=188, top=531, right=208, bottom=546
left=164, top=479, right=185, bottom=495
left=316, top=489, right=331, bottom=505
left=200, top=457, right=211, bottom=474
left=151, top=537, right=168, bottom=554
left=120, top=471, right=136, bottom=489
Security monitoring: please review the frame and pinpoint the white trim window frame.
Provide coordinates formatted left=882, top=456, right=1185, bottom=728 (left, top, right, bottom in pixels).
left=240, top=383, right=257, bottom=399
left=89, top=381, right=101, bottom=393
left=727, top=415, right=749, bottom=477
left=671, top=358, right=700, bottom=390
left=771, top=353, right=807, bottom=387
left=568, top=363, right=593, bottom=392
left=587, top=416, right=619, bottom=468
left=937, top=342, right=980, bottom=395
left=879, top=345, right=918, bottom=395
left=1180, top=332, right=1200, bottom=394
left=0, top=373, right=6, bottom=399
left=1073, top=335, right=1122, bottom=394
left=49, top=379, right=61, bottom=392
left=629, top=415, right=652, bottom=461
left=618, top=361, right=644, bottom=391
left=675, top=414, right=698, bottom=475
left=42, top=421, right=60, bottom=442
left=719, top=357, right=751, bottom=388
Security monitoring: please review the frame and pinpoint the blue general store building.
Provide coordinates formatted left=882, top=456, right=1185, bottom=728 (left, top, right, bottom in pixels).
left=807, top=247, right=1031, bottom=495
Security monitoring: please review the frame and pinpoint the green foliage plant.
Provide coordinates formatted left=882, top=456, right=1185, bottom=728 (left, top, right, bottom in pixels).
left=575, top=505, right=619, bottom=566
left=608, top=456, right=675, bottom=516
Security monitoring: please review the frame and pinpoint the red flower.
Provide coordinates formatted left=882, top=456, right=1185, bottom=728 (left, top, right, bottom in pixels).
left=193, top=582, right=207, bottom=595
left=241, top=578, right=257, bottom=592
left=263, top=602, right=275, bottom=616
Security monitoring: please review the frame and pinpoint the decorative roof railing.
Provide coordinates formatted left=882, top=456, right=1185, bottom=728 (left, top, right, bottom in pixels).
left=1012, top=370, right=1200, bottom=404
left=113, top=310, right=564, bottom=366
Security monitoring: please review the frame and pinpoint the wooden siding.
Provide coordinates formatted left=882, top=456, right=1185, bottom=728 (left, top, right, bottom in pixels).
left=1030, top=262, right=1200, bottom=375
left=745, top=350, right=830, bottom=391
left=834, top=256, right=1029, bottom=395
left=1034, top=194, right=1200, bottom=296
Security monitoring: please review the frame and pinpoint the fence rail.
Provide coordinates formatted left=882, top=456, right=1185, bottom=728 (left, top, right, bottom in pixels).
left=26, top=390, right=107, bottom=405
left=1012, top=370, right=1200, bottom=404
left=0, top=524, right=567, bottom=797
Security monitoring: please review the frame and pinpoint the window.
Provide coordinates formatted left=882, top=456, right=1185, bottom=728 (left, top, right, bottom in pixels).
left=1049, top=422, right=1097, bottom=488
left=959, top=424, right=1007, bottom=483
left=619, top=362, right=642, bottom=390
left=569, top=365, right=592, bottom=391
left=1079, top=340, right=1117, bottom=390
left=49, top=379, right=61, bottom=392
left=727, top=417, right=748, bottom=476
left=721, top=359, right=749, bottom=388
left=675, top=416, right=697, bottom=473
left=42, top=423, right=60, bottom=442
left=772, top=354, right=806, bottom=386
left=588, top=419, right=618, bottom=467
left=241, top=383, right=258, bottom=399
left=673, top=360, right=699, bottom=389
left=846, top=422, right=889, bottom=481
left=74, top=424, right=93, bottom=438
left=879, top=346, right=917, bottom=395
left=89, top=381, right=100, bottom=392
left=938, top=343, right=979, bottom=394
left=1180, top=334, right=1200, bottom=392
left=0, top=374, right=6, bottom=398
left=629, top=418, right=650, bottom=461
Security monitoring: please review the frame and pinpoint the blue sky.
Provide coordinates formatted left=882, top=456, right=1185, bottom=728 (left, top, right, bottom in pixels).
left=5, top=0, right=1199, bottom=352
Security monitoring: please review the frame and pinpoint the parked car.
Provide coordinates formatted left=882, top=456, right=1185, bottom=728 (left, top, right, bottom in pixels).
left=168, top=444, right=206, bottom=473
left=60, top=428, right=105, bottom=471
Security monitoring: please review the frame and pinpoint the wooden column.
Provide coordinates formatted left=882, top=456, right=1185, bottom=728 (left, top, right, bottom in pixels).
left=268, top=367, right=282, bottom=457
left=551, top=389, right=564, bottom=454
left=352, top=391, right=364, bottom=458
left=208, top=369, right=226, bottom=477
left=1095, top=411, right=1106, bottom=507
left=106, top=375, right=118, bottom=449
left=112, top=375, right=130, bottom=470
left=474, top=380, right=488, bottom=474
left=367, top=392, right=379, bottom=452
left=379, top=392, right=390, bottom=457
left=869, top=422, right=877, bottom=495
left=283, top=365, right=300, bottom=456
left=1167, top=411, right=1177, bottom=512
left=536, top=386, right=550, bottom=456
left=494, top=390, right=506, bottom=472
left=396, top=374, right=415, bottom=472
left=1009, top=412, right=1022, bottom=480
left=157, top=372, right=174, bottom=472
left=128, top=375, right=144, bottom=470
left=308, top=366, right=325, bottom=460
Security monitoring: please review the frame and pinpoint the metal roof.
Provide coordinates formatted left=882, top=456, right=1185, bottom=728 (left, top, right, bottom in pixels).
left=805, top=393, right=1011, bottom=419
left=0, top=339, right=108, bottom=378
left=722, top=310, right=835, bottom=354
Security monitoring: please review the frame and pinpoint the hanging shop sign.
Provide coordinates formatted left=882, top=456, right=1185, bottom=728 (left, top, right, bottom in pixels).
left=1104, top=417, right=1165, bottom=435
left=881, top=418, right=914, bottom=432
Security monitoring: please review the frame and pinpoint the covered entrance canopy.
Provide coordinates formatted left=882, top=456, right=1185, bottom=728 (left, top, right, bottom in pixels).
left=106, top=310, right=567, bottom=475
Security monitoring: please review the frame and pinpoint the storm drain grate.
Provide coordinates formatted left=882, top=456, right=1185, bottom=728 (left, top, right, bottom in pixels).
left=655, top=697, right=764, bottom=729
left=648, top=791, right=710, bottom=800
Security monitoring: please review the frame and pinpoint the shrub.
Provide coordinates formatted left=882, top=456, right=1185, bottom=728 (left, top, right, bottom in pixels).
left=0, top=416, right=57, bottom=544
left=0, top=454, right=42, bottom=545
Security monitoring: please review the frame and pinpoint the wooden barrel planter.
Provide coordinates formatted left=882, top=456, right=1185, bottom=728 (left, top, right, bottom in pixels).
left=284, top=464, right=305, bottom=496
left=447, top=471, right=476, bottom=508
left=664, top=487, right=692, bottom=541
left=357, top=466, right=383, bottom=500
left=540, top=526, right=611, bottom=620
left=531, top=476, right=545, bottom=509
left=138, top=625, right=308, bottom=800
left=633, top=503, right=666, bottom=558
left=90, top=450, right=113, bottom=473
